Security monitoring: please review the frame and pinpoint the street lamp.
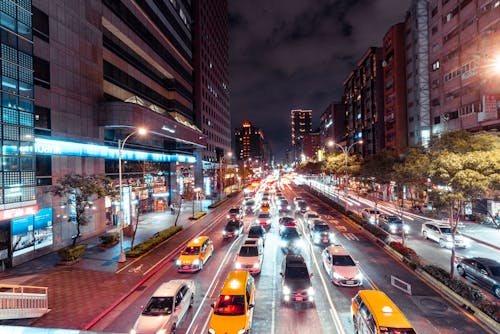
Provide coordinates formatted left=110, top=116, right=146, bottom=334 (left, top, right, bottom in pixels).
left=328, top=139, right=363, bottom=212
left=118, top=127, right=147, bottom=263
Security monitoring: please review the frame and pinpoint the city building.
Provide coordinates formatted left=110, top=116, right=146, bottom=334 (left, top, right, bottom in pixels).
left=343, top=48, right=385, bottom=157
left=234, top=121, right=265, bottom=163
left=428, top=0, right=500, bottom=136
left=320, top=102, right=346, bottom=146
left=405, top=0, right=431, bottom=147
left=192, top=0, right=231, bottom=193
left=0, top=0, right=207, bottom=267
left=383, top=23, right=408, bottom=154
left=290, top=109, right=312, bottom=162
left=303, top=132, right=321, bottom=161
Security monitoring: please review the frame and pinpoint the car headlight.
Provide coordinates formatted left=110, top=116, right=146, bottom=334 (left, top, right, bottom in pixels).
left=226, top=214, right=230, bottom=218
left=307, top=287, right=314, bottom=295
left=156, top=330, right=167, bottom=334
left=238, top=330, right=246, bottom=334
left=175, top=259, right=181, bottom=266
left=130, top=330, right=137, bottom=334
left=287, top=205, right=291, bottom=209
left=306, top=206, right=310, bottom=210
left=208, top=329, right=216, bottom=334
left=333, top=272, right=344, bottom=279
left=192, top=259, right=200, bottom=266
left=403, top=225, right=410, bottom=232
left=235, top=262, right=241, bottom=269
left=296, top=239, right=305, bottom=248
left=329, top=232, right=335, bottom=240
left=280, top=240, right=288, bottom=247
left=253, top=262, right=260, bottom=268
left=256, top=219, right=260, bottom=224
left=222, top=230, right=227, bottom=235
left=283, top=285, right=291, bottom=294
left=355, top=273, right=363, bottom=280
left=368, top=217, right=375, bottom=223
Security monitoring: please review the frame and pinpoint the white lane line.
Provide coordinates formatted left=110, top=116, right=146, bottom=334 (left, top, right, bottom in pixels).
left=343, top=233, right=359, bottom=241
left=185, top=237, right=242, bottom=334
left=271, top=242, right=277, bottom=334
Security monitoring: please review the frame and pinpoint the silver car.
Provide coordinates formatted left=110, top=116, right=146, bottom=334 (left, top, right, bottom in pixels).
left=421, top=222, right=470, bottom=248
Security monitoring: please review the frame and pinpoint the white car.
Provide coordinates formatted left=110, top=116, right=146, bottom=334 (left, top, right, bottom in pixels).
left=235, top=241, right=264, bottom=275
left=421, top=222, right=470, bottom=248
left=361, top=208, right=381, bottom=224
left=321, top=245, right=362, bottom=287
left=304, top=211, right=320, bottom=228
left=130, top=279, right=195, bottom=334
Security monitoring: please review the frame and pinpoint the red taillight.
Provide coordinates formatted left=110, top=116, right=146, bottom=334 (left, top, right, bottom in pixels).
left=223, top=295, right=230, bottom=301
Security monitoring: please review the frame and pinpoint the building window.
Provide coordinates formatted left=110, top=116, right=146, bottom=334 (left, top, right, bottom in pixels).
left=432, top=60, right=440, bottom=71
left=431, top=7, right=438, bottom=17
left=32, top=6, right=49, bottom=42
left=33, top=56, right=50, bottom=89
left=431, top=26, right=438, bottom=35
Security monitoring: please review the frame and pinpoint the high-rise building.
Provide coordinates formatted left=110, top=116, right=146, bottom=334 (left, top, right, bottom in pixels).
left=303, top=132, right=321, bottom=161
left=320, top=102, right=346, bottom=146
left=383, top=23, right=408, bottom=154
left=405, top=0, right=431, bottom=147
left=193, top=0, right=231, bottom=168
left=290, top=109, right=312, bottom=161
left=0, top=0, right=207, bottom=267
left=234, top=121, right=265, bottom=162
left=428, top=0, right=500, bottom=136
left=343, top=48, right=385, bottom=157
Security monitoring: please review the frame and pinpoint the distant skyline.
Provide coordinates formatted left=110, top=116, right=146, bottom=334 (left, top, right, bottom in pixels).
left=228, top=0, right=411, bottom=160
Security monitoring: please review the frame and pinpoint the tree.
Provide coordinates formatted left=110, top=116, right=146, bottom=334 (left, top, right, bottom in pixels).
left=392, top=146, right=430, bottom=206
left=51, top=174, right=114, bottom=247
left=322, top=151, right=362, bottom=186
left=427, top=131, right=500, bottom=277
left=295, top=160, right=323, bottom=174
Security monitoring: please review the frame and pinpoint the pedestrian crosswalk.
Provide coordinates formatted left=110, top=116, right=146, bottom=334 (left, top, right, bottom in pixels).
left=343, top=233, right=359, bottom=241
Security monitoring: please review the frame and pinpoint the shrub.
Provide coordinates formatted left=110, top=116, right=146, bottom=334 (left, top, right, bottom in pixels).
left=99, top=232, right=119, bottom=245
left=389, top=241, right=417, bottom=258
left=58, top=244, right=87, bottom=262
left=126, top=226, right=182, bottom=258
left=208, top=198, right=228, bottom=208
left=363, top=222, right=387, bottom=240
left=192, top=211, right=206, bottom=220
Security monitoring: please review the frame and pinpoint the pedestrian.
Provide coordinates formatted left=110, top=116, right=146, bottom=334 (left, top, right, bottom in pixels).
left=170, top=203, right=175, bottom=215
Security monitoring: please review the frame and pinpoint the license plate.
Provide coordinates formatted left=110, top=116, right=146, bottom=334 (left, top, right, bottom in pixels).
left=346, top=280, right=354, bottom=285
left=295, top=296, right=303, bottom=302
left=183, top=265, right=190, bottom=270
left=322, top=238, right=328, bottom=243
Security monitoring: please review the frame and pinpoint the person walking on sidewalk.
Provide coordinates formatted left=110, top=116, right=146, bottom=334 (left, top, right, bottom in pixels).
left=170, top=203, right=175, bottom=215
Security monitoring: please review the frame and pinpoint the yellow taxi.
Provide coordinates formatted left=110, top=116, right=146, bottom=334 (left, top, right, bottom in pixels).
left=176, top=236, right=213, bottom=272
left=351, top=290, right=416, bottom=334
left=208, top=271, right=255, bottom=334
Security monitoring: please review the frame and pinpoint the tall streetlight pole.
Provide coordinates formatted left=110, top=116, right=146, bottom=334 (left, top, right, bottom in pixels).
left=118, top=127, right=147, bottom=263
left=327, top=139, right=363, bottom=213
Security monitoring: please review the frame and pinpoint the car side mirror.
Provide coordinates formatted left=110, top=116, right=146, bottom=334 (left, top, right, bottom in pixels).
left=249, top=304, right=255, bottom=309
left=210, top=303, right=215, bottom=308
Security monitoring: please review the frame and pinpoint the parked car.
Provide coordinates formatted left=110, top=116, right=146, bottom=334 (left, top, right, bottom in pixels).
left=256, top=212, right=272, bottom=231
left=309, top=220, right=335, bottom=245
left=421, top=222, right=470, bottom=248
left=227, top=207, right=243, bottom=220
left=280, top=254, right=314, bottom=305
left=361, top=208, right=381, bottom=224
left=378, top=214, right=410, bottom=235
left=321, top=245, right=362, bottom=287
left=456, top=257, right=500, bottom=298
left=130, top=279, right=195, bottom=334
left=247, top=225, right=266, bottom=246
left=222, top=220, right=244, bottom=239
left=176, top=236, right=213, bottom=272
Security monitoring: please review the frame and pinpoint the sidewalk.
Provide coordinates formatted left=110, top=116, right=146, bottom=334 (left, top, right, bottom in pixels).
left=0, top=198, right=217, bottom=330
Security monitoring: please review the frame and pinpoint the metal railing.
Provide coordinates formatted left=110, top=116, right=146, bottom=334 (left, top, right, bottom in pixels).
left=0, top=284, right=49, bottom=320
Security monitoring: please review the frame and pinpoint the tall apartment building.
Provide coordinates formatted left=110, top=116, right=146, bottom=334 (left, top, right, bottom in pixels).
left=343, top=48, right=385, bottom=157
left=428, top=0, right=500, bottom=135
left=193, top=0, right=231, bottom=166
left=320, top=102, right=346, bottom=146
left=405, top=0, right=431, bottom=147
left=234, top=121, right=265, bottom=163
left=290, top=109, right=312, bottom=161
left=383, top=23, right=408, bottom=154
left=0, top=0, right=207, bottom=267
left=303, top=132, right=321, bottom=161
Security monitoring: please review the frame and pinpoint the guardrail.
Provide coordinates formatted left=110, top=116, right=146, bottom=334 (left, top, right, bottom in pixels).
left=0, top=284, right=50, bottom=320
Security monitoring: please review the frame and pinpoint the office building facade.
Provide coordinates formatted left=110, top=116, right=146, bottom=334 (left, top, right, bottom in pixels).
left=290, top=109, right=312, bottom=161
left=234, top=121, right=265, bottom=163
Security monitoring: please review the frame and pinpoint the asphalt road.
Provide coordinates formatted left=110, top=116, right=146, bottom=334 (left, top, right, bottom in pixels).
left=88, top=183, right=492, bottom=334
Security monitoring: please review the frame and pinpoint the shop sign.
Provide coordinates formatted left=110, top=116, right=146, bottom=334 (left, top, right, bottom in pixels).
left=0, top=205, right=39, bottom=221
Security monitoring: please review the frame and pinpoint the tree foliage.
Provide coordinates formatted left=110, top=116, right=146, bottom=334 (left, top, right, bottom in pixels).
left=51, top=174, right=114, bottom=247
left=322, top=152, right=362, bottom=177
left=295, top=160, right=324, bottom=174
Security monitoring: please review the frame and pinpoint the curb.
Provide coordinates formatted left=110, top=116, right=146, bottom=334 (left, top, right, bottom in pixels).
left=416, top=269, right=500, bottom=333
left=461, top=233, right=500, bottom=251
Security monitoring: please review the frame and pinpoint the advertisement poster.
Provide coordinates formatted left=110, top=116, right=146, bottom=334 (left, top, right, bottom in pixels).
left=12, top=208, right=53, bottom=257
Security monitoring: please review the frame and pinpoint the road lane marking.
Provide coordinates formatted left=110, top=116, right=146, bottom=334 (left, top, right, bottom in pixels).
left=343, top=233, right=359, bottom=241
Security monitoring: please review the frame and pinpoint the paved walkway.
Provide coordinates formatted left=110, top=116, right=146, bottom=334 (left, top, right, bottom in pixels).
left=0, top=198, right=218, bottom=330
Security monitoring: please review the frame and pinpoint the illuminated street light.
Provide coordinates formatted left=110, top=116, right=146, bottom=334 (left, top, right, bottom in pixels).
left=118, top=127, right=147, bottom=263
left=493, top=54, right=500, bottom=74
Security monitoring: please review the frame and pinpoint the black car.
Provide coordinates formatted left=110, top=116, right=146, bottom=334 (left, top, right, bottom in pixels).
left=222, top=220, right=244, bottom=239
left=279, top=227, right=304, bottom=254
left=377, top=214, right=409, bottom=235
left=280, top=254, right=314, bottom=305
left=456, top=257, right=500, bottom=298
left=309, top=220, right=335, bottom=245
left=227, top=207, right=243, bottom=220
left=243, top=199, right=256, bottom=214
left=248, top=225, right=266, bottom=246
left=295, top=200, right=309, bottom=214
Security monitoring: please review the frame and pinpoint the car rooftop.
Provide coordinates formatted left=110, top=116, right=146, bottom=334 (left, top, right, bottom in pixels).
left=152, top=279, right=193, bottom=297
left=285, top=254, right=306, bottom=265
left=325, top=244, right=349, bottom=256
left=187, top=236, right=210, bottom=247
left=466, top=257, right=500, bottom=266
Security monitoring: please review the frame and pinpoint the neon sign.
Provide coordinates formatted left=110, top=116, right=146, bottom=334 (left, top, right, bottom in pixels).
left=34, top=138, right=196, bottom=163
left=0, top=205, right=39, bottom=221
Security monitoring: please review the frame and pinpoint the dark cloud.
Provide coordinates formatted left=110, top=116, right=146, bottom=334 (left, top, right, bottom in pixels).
left=229, top=0, right=411, bottom=160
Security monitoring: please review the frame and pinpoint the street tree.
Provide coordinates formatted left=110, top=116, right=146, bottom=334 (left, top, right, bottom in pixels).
left=322, top=151, right=363, bottom=187
left=51, top=174, right=114, bottom=247
left=392, top=146, right=430, bottom=206
left=295, top=160, right=323, bottom=175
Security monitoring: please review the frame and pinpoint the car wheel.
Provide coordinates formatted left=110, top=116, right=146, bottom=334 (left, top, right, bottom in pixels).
left=170, top=324, right=176, bottom=334
left=493, top=286, right=500, bottom=299
left=457, top=266, right=466, bottom=277
left=422, top=231, right=428, bottom=239
left=438, top=239, right=446, bottom=248
left=190, top=294, right=194, bottom=307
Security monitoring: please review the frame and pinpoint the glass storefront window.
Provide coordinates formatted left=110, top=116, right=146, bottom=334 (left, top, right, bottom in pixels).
left=2, top=140, right=19, bottom=154
left=2, top=76, right=18, bottom=94
left=3, top=156, right=19, bottom=171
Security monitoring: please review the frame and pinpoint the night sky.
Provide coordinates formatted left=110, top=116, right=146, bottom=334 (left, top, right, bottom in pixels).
left=228, top=0, right=411, bottom=161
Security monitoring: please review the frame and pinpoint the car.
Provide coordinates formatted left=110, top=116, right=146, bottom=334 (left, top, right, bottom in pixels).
left=309, top=220, right=335, bottom=245
left=176, top=236, right=214, bottom=272
left=279, top=226, right=305, bottom=254
left=247, top=225, right=266, bottom=245
left=293, top=196, right=303, bottom=206
left=304, top=211, right=320, bottom=228
left=295, top=200, right=309, bottom=214
left=235, top=242, right=264, bottom=275
left=243, top=199, right=256, bottom=214
left=321, top=245, right=362, bottom=287
left=378, top=214, right=409, bottom=235
left=280, top=254, right=314, bottom=305
left=130, top=279, right=195, bottom=334
left=208, top=271, right=255, bottom=334
left=255, top=212, right=272, bottom=231
left=223, top=220, right=244, bottom=239
left=421, top=222, right=470, bottom=248
left=279, top=199, right=290, bottom=210
left=259, top=202, right=271, bottom=213
left=278, top=216, right=297, bottom=235
left=361, top=208, right=381, bottom=224
left=456, top=257, right=500, bottom=298
left=227, top=207, right=243, bottom=220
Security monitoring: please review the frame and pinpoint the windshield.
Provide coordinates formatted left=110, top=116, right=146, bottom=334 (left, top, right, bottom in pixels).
left=438, top=227, right=452, bottom=234
left=282, top=229, right=299, bottom=239
left=227, top=221, right=241, bottom=228
left=258, top=213, right=270, bottom=219
left=280, top=200, right=289, bottom=205
left=239, top=246, right=259, bottom=256
left=308, top=214, right=319, bottom=219
left=298, top=201, right=307, bottom=208
left=214, top=295, right=246, bottom=316
left=182, top=246, right=200, bottom=255
left=369, top=210, right=380, bottom=214
left=229, top=209, right=240, bottom=214
left=314, top=225, right=330, bottom=232
left=380, top=328, right=416, bottom=334
left=245, top=200, right=255, bottom=206
left=332, top=255, right=356, bottom=266
left=142, top=296, right=173, bottom=316
left=489, top=266, right=500, bottom=276
left=248, top=228, right=263, bottom=237
left=285, top=266, right=310, bottom=279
